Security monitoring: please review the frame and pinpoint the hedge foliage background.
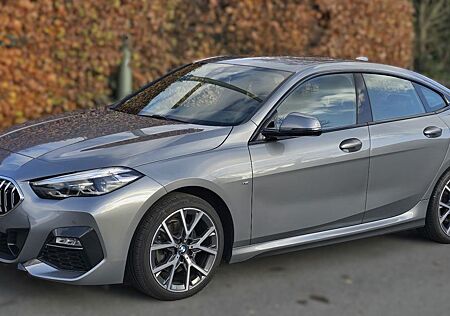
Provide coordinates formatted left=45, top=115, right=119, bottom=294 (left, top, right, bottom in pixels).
left=0, top=0, right=414, bottom=129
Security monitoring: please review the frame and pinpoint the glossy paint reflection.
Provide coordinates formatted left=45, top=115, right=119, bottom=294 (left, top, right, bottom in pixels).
left=249, top=127, right=370, bottom=241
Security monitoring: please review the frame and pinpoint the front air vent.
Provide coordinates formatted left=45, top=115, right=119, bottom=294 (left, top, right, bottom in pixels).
left=0, top=177, right=23, bottom=215
left=0, top=229, right=29, bottom=260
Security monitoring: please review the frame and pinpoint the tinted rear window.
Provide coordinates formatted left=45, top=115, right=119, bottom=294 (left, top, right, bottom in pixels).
left=363, top=74, right=425, bottom=121
left=415, top=84, right=447, bottom=112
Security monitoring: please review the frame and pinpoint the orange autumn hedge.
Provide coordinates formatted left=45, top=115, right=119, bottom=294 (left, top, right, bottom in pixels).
left=0, top=0, right=414, bottom=129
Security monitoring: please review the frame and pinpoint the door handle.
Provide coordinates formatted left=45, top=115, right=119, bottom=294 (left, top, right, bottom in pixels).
left=423, top=126, right=442, bottom=138
left=339, top=138, right=363, bottom=153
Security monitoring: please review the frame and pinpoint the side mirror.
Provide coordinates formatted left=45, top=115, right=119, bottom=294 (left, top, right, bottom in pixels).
left=261, top=112, right=322, bottom=139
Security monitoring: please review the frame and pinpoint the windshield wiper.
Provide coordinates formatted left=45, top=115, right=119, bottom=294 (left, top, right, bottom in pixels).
left=180, top=75, right=263, bottom=102
left=144, top=114, right=187, bottom=124
left=146, top=114, right=170, bottom=120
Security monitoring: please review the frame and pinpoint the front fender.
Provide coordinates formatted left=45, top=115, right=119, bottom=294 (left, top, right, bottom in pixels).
left=135, top=146, right=253, bottom=247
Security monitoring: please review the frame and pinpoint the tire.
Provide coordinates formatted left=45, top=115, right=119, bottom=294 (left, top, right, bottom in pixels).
left=127, top=192, right=224, bottom=300
left=422, top=170, right=450, bottom=243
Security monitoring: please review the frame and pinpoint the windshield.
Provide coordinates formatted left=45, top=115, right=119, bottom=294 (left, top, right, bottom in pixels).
left=114, top=63, right=292, bottom=126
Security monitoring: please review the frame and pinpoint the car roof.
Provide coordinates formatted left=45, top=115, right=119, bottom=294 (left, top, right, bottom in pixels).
left=206, top=56, right=449, bottom=96
left=214, top=56, right=354, bottom=72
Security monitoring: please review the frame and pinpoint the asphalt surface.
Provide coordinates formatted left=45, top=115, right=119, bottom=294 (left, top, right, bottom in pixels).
left=0, top=230, right=449, bottom=316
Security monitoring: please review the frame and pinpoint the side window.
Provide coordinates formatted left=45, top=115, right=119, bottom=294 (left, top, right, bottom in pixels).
left=363, top=74, right=425, bottom=121
left=415, top=84, right=447, bottom=112
left=274, top=74, right=357, bottom=129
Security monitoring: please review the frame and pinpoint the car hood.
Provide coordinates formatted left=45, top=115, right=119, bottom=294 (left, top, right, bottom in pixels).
left=0, top=107, right=232, bottom=175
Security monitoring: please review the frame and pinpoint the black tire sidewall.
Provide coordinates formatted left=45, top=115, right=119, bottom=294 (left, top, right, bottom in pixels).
left=425, top=171, right=450, bottom=243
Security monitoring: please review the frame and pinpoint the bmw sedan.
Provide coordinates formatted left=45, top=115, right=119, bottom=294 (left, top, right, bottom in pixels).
left=0, top=56, right=449, bottom=300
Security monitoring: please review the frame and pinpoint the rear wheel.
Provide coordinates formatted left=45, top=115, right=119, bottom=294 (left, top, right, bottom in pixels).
left=423, top=170, right=450, bottom=243
left=128, top=192, right=224, bottom=300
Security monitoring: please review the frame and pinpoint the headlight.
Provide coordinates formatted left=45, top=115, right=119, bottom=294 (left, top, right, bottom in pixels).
left=30, top=167, right=143, bottom=199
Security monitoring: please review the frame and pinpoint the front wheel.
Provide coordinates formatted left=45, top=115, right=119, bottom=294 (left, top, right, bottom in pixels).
left=127, top=192, right=224, bottom=300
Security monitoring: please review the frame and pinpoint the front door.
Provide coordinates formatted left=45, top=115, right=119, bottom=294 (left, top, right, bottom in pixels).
left=249, top=73, right=370, bottom=243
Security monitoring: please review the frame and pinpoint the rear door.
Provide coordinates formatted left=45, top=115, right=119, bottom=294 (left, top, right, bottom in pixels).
left=363, top=74, right=450, bottom=222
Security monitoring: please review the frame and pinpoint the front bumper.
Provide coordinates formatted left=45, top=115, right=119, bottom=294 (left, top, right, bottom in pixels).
left=0, top=175, right=165, bottom=285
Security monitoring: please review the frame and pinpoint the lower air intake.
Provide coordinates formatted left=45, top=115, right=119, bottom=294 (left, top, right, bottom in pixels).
left=38, top=227, right=104, bottom=272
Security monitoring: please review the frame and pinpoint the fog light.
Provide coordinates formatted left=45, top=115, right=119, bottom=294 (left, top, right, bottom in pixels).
left=55, top=237, right=82, bottom=247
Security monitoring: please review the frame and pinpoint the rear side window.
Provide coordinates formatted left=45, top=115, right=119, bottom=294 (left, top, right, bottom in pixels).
left=363, top=74, right=425, bottom=121
left=415, top=84, right=447, bottom=112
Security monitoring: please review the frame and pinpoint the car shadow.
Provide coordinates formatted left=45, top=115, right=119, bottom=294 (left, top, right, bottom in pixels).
left=0, top=229, right=433, bottom=303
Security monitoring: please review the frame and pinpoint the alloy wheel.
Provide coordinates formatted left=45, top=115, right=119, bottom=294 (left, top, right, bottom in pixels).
left=438, top=183, right=450, bottom=235
left=149, top=207, right=218, bottom=292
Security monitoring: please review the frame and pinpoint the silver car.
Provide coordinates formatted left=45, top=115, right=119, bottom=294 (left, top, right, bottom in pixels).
left=0, top=56, right=449, bottom=300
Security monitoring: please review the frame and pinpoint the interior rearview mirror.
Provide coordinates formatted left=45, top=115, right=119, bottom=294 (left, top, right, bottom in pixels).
left=261, top=112, right=322, bottom=139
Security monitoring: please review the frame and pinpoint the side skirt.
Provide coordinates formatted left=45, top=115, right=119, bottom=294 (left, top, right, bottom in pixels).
left=230, top=200, right=428, bottom=263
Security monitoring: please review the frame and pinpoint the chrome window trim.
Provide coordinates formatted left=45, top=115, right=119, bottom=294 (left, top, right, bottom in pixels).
left=249, top=67, right=450, bottom=144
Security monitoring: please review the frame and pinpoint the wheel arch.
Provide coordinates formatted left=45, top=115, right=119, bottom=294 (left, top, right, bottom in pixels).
left=172, top=186, right=235, bottom=262
left=126, top=183, right=235, bottom=271
left=424, top=158, right=450, bottom=202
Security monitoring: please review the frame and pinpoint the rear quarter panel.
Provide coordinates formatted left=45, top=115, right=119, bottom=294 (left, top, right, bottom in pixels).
left=423, top=110, right=450, bottom=199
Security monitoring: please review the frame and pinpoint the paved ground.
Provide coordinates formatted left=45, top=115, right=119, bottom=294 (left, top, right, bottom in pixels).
left=0, top=230, right=449, bottom=316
